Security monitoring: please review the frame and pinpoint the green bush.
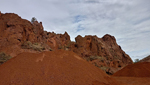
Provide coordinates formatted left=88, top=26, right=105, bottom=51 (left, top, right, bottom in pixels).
left=0, top=52, right=12, bottom=65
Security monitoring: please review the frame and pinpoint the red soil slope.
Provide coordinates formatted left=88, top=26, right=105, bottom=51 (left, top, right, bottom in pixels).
left=0, top=50, right=120, bottom=85
left=113, top=62, right=150, bottom=77
left=113, top=77, right=150, bottom=85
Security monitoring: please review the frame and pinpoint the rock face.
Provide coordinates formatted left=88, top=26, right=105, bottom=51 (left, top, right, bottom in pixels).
left=0, top=12, right=133, bottom=74
left=0, top=50, right=120, bottom=85
left=139, top=55, right=150, bottom=62
left=70, top=35, right=133, bottom=74
left=0, top=13, right=70, bottom=56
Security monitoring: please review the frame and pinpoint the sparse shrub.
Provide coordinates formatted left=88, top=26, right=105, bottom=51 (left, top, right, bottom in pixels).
left=58, top=45, right=63, bottom=49
left=21, top=41, right=32, bottom=49
left=0, top=52, right=12, bottom=65
left=84, top=56, right=105, bottom=62
left=92, top=62, right=109, bottom=72
left=32, top=46, right=41, bottom=51
left=31, top=17, right=37, bottom=23
left=100, top=66, right=109, bottom=71
left=32, top=44, right=45, bottom=52
left=89, top=56, right=98, bottom=61
left=21, top=41, right=46, bottom=52
left=41, top=47, right=45, bottom=50
left=114, top=56, right=119, bottom=59
left=65, top=42, right=71, bottom=48
left=49, top=48, right=53, bottom=51
left=134, top=59, right=140, bottom=63
left=34, top=43, right=38, bottom=45
left=89, top=56, right=104, bottom=61
left=109, top=48, right=113, bottom=52
left=97, top=56, right=105, bottom=61
left=93, top=62, right=99, bottom=67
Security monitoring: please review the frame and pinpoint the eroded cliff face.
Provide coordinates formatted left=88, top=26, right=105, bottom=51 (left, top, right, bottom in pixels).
left=0, top=12, right=70, bottom=56
left=70, top=35, right=133, bottom=74
left=0, top=12, right=133, bottom=74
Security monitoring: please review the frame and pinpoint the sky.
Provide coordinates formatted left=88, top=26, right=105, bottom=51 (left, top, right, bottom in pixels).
left=1, top=0, right=150, bottom=61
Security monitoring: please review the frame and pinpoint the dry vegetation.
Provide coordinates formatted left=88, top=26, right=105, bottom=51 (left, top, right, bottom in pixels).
left=0, top=52, right=12, bottom=65
left=21, top=41, right=46, bottom=52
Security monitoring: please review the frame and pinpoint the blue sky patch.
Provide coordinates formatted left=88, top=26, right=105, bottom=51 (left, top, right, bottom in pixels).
left=73, top=15, right=86, bottom=23
left=76, top=24, right=85, bottom=32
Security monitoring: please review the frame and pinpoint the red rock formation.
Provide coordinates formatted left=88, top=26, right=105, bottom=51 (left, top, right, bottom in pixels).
left=0, top=12, right=70, bottom=56
left=0, top=12, right=133, bottom=75
left=70, top=34, right=133, bottom=74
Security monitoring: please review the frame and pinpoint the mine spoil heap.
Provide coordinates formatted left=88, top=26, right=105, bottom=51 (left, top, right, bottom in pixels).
left=0, top=50, right=120, bottom=85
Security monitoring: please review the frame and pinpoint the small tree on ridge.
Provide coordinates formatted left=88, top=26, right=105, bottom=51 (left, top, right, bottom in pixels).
left=31, top=17, right=37, bottom=23
left=134, top=59, right=140, bottom=63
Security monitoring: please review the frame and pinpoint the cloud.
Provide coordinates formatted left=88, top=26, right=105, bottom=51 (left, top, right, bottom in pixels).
left=0, top=0, right=150, bottom=60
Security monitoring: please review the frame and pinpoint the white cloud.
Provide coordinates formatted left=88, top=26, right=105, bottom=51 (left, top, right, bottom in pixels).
left=0, top=0, right=150, bottom=60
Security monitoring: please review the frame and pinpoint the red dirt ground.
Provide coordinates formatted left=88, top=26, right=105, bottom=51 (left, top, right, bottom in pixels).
left=113, top=62, right=150, bottom=77
left=113, top=77, right=150, bottom=85
left=0, top=50, right=120, bottom=85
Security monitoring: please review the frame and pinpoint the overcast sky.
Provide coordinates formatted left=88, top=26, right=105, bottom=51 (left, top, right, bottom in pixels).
left=1, top=0, right=150, bottom=61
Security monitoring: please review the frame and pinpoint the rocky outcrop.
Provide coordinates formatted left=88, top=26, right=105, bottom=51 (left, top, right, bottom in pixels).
left=0, top=12, right=70, bottom=56
left=70, top=35, right=133, bottom=74
left=0, top=12, right=133, bottom=74
left=139, top=55, right=150, bottom=62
